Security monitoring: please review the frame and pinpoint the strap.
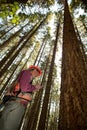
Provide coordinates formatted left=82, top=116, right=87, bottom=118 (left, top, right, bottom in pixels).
left=10, top=96, right=31, bottom=102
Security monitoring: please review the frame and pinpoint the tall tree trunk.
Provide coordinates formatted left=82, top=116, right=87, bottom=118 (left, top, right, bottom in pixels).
left=0, top=25, right=16, bottom=39
left=34, top=40, right=46, bottom=65
left=0, top=25, right=10, bottom=34
left=58, top=0, right=87, bottom=130
left=37, top=23, right=60, bottom=130
left=81, top=0, right=87, bottom=6
left=37, top=41, right=46, bottom=66
left=74, top=23, right=87, bottom=64
left=45, top=93, right=52, bottom=130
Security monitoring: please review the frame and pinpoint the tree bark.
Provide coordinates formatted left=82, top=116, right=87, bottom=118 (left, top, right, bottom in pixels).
left=58, top=0, right=87, bottom=130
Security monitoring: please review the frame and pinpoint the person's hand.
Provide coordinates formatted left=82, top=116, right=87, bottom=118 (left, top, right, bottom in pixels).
left=35, top=85, right=43, bottom=91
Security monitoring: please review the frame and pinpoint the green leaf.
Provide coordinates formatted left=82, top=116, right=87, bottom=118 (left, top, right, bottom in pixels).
left=9, top=12, right=14, bottom=16
left=12, top=7, right=16, bottom=12
left=11, top=18, right=17, bottom=24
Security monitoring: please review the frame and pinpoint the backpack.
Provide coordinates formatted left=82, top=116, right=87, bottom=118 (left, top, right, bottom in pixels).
left=3, top=83, right=21, bottom=103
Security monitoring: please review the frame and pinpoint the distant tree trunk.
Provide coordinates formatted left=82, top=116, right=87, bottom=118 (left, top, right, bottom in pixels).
left=34, top=40, right=46, bottom=65
left=74, top=23, right=87, bottom=64
left=45, top=94, right=52, bottom=130
left=83, top=22, right=87, bottom=32
left=37, top=23, right=60, bottom=130
left=81, top=0, right=87, bottom=6
left=0, top=18, right=46, bottom=77
left=36, top=41, right=46, bottom=66
left=0, top=25, right=10, bottom=34
left=0, top=25, right=16, bottom=39
left=58, top=0, right=87, bottom=130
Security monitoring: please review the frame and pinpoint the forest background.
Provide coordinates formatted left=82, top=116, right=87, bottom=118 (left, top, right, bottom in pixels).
left=0, top=0, right=87, bottom=130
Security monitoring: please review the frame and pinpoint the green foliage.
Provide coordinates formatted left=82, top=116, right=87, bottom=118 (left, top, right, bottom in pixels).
left=11, top=16, right=20, bottom=24
left=0, top=2, right=20, bottom=24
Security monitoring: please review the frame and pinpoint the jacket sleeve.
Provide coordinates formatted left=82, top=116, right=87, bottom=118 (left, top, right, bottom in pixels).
left=17, top=70, right=24, bottom=82
left=20, top=84, right=36, bottom=93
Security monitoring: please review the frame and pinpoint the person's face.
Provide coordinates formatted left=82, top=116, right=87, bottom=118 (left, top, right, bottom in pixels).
left=32, top=69, right=39, bottom=77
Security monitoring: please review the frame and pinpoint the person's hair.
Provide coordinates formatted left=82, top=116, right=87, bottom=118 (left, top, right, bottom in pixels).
left=29, top=68, right=35, bottom=71
left=29, top=68, right=40, bottom=73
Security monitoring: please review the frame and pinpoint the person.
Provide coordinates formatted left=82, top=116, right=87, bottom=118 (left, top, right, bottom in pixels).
left=0, top=65, right=43, bottom=130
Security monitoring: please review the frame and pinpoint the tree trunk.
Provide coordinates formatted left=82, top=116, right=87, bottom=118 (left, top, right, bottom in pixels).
left=58, top=0, right=87, bottom=130
left=74, top=23, right=87, bottom=64
left=81, top=0, right=87, bottom=6
left=37, top=41, right=46, bottom=66
left=37, top=23, right=60, bottom=130
left=0, top=25, right=16, bottom=39
left=34, top=40, right=46, bottom=65
left=0, top=25, right=10, bottom=35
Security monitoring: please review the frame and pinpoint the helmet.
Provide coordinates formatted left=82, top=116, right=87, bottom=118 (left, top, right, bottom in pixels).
left=29, top=65, right=42, bottom=76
